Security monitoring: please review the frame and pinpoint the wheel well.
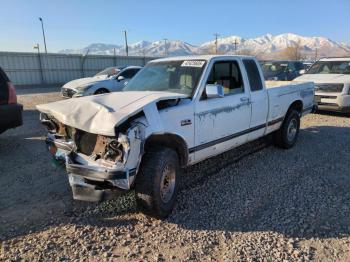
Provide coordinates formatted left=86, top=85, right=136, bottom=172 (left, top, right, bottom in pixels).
left=144, top=134, right=188, bottom=167
left=95, top=88, right=109, bottom=94
left=288, top=100, right=303, bottom=115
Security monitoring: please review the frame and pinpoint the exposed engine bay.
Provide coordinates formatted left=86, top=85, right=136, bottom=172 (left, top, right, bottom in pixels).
left=40, top=112, right=143, bottom=201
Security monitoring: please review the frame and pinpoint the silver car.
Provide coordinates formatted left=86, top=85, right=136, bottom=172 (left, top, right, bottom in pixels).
left=61, top=66, right=142, bottom=98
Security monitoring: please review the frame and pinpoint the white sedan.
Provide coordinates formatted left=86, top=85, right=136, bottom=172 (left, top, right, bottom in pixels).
left=61, top=66, right=142, bottom=98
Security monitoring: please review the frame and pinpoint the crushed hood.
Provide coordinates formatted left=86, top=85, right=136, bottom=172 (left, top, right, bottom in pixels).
left=294, top=74, right=350, bottom=84
left=36, top=91, right=187, bottom=136
left=63, top=75, right=109, bottom=89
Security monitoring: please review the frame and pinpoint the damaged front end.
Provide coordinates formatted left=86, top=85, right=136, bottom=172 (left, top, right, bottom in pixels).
left=40, top=113, right=142, bottom=202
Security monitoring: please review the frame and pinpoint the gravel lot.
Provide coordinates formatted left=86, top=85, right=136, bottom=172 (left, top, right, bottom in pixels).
left=1, top=87, right=350, bottom=261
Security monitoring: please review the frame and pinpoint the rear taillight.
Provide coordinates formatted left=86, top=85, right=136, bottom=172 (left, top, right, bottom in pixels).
left=7, top=82, right=17, bottom=104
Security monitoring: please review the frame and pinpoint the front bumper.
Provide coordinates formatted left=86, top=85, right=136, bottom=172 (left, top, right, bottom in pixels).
left=69, top=174, right=127, bottom=202
left=46, top=135, right=135, bottom=202
left=315, top=104, right=350, bottom=113
left=315, top=93, right=350, bottom=113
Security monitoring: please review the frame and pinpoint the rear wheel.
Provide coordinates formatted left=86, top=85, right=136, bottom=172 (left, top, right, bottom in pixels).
left=135, top=147, right=179, bottom=219
left=94, top=88, right=109, bottom=95
left=274, top=109, right=300, bottom=149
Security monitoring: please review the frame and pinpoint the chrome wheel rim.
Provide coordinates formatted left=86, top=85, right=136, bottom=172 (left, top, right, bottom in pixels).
left=287, top=118, right=298, bottom=142
left=160, top=164, right=176, bottom=203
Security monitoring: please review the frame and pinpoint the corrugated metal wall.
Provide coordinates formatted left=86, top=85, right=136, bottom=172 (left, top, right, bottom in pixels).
left=0, top=51, right=157, bottom=86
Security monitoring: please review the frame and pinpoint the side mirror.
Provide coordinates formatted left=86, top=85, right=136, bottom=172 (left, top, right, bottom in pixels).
left=299, top=69, right=305, bottom=75
left=205, top=84, right=224, bottom=99
left=117, top=75, right=125, bottom=82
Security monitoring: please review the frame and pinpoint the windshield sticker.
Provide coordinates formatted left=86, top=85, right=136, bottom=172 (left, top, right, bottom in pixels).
left=181, top=60, right=205, bottom=67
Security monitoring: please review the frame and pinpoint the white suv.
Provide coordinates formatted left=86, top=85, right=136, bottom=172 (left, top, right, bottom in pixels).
left=295, top=58, right=350, bottom=113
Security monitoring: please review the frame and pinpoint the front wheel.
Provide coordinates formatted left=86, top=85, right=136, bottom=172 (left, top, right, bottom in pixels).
left=135, top=147, right=179, bottom=219
left=274, top=109, right=300, bottom=149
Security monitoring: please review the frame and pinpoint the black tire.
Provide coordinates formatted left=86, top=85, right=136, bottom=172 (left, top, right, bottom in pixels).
left=94, top=88, right=109, bottom=95
left=274, top=109, right=300, bottom=149
left=135, top=147, right=179, bottom=219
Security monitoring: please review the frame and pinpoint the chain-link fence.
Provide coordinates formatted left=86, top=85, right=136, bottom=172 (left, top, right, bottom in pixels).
left=0, top=51, right=157, bottom=86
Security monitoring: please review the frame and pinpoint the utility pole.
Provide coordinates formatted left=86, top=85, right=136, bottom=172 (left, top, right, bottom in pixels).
left=113, top=48, right=117, bottom=66
left=142, top=48, right=146, bottom=65
left=81, top=49, right=90, bottom=77
left=123, top=30, right=129, bottom=57
left=315, top=47, right=318, bottom=61
left=213, top=33, right=220, bottom=54
left=233, top=39, right=239, bottom=54
left=163, top=38, right=168, bottom=56
left=38, top=17, right=47, bottom=53
left=34, top=44, right=44, bottom=84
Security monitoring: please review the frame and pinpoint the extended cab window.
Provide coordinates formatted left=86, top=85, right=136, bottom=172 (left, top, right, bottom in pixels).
left=206, top=61, right=244, bottom=95
left=243, top=59, right=263, bottom=91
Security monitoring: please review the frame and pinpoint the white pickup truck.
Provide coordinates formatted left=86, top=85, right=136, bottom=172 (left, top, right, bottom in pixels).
left=37, top=55, right=314, bottom=218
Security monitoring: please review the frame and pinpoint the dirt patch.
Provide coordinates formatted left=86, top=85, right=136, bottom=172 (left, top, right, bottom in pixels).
left=1, top=89, right=350, bottom=261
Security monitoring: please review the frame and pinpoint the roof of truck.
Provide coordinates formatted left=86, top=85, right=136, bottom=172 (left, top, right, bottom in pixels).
left=152, top=55, right=255, bottom=63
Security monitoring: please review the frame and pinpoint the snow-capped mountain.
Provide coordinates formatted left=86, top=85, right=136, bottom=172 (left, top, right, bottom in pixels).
left=59, top=40, right=197, bottom=57
left=59, top=33, right=350, bottom=59
left=198, top=33, right=350, bottom=58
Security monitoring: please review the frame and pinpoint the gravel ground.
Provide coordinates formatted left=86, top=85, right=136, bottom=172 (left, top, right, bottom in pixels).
left=1, top=88, right=350, bottom=261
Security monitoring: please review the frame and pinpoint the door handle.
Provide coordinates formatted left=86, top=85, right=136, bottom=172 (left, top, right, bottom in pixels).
left=240, top=97, right=250, bottom=102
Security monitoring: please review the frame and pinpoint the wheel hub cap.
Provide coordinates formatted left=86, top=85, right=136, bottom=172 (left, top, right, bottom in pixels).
left=160, top=165, right=176, bottom=203
left=287, top=119, right=297, bottom=142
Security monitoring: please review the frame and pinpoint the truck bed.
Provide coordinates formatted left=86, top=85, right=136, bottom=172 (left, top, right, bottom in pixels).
left=265, top=81, right=305, bottom=89
left=265, top=81, right=314, bottom=133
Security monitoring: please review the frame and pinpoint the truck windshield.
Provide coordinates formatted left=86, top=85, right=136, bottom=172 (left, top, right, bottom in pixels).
left=306, top=61, right=350, bottom=74
left=123, top=60, right=206, bottom=96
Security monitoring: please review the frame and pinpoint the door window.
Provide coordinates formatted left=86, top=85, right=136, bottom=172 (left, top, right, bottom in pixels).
left=120, top=68, right=140, bottom=79
left=243, top=59, right=263, bottom=91
left=288, top=62, right=296, bottom=72
left=295, top=62, right=305, bottom=71
left=206, top=61, right=244, bottom=96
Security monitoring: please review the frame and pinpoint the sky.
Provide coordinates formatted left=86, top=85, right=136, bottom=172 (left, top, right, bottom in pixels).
left=1, top=0, right=349, bottom=52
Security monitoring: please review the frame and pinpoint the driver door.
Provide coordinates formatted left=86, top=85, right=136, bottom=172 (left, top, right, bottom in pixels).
left=193, top=59, right=252, bottom=162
